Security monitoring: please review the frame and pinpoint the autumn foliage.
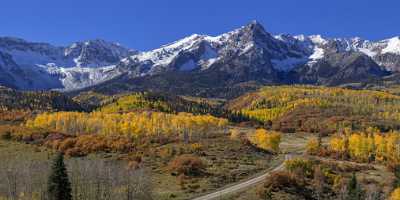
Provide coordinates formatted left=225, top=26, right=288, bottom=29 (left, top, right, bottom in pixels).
left=227, top=85, right=400, bottom=132
left=26, top=111, right=228, bottom=143
left=306, top=137, right=321, bottom=155
left=391, top=188, right=400, bottom=200
left=284, top=158, right=314, bottom=178
left=249, top=129, right=281, bottom=153
left=326, top=128, right=400, bottom=165
left=168, top=154, right=206, bottom=176
left=44, top=135, right=135, bottom=156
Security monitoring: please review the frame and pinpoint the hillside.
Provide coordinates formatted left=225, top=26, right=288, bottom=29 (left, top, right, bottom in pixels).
left=226, top=85, right=400, bottom=133
left=0, top=86, right=83, bottom=112
left=72, top=91, right=117, bottom=111
left=98, top=91, right=250, bottom=122
left=1, top=85, right=400, bottom=200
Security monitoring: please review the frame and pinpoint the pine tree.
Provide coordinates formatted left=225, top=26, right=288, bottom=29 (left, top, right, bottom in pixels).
left=347, top=173, right=363, bottom=200
left=47, top=153, right=72, bottom=200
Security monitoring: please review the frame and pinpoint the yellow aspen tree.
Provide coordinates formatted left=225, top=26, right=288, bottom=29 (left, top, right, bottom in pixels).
left=390, top=188, right=400, bottom=200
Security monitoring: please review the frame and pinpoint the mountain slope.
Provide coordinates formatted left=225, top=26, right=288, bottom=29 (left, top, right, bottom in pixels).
left=225, top=85, right=400, bottom=132
left=84, top=21, right=394, bottom=98
left=0, top=37, right=136, bottom=90
left=0, top=21, right=399, bottom=96
left=292, top=52, right=389, bottom=85
left=0, top=86, right=83, bottom=112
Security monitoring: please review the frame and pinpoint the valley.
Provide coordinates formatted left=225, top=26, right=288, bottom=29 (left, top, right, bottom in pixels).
left=2, top=0, right=400, bottom=199
left=1, top=85, right=400, bottom=199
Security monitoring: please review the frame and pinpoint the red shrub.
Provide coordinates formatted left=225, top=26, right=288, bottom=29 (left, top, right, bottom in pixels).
left=168, top=154, right=206, bottom=176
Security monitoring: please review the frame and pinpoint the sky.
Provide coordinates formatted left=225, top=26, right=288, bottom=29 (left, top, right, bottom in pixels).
left=0, top=0, right=399, bottom=51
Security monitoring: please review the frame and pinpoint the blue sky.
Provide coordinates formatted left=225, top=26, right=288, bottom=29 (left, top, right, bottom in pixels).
left=0, top=0, right=399, bottom=51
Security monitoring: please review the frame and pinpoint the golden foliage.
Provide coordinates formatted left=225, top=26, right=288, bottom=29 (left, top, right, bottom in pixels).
left=26, top=111, right=228, bottom=142
left=250, top=129, right=281, bottom=152
left=100, top=93, right=171, bottom=113
left=228, top=85, right=400, bottom=128
left=390, top=188, right=400, bottom=200
left=284, top=158, right=314, bottom=177
left=329, top=129, right=400, bottom=164
left=329, top=136, right=347, bottom=154
left=306, top=137, right=320, bottom=155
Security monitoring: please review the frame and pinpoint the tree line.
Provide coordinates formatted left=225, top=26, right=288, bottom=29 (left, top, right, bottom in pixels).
left=26, top=111, right=228, bottom=143
left=307, top=127, right=400, bottom=167
left=227, top=85, right=400, bottom=129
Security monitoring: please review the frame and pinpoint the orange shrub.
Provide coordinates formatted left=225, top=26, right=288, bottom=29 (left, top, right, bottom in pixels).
left=168, top=154, right=206, bottom=176
left=261, top=171, right=305, bottom=192
left=44, top=134, right=134, bottom=156
left=58, top=138, right=77, bottom=152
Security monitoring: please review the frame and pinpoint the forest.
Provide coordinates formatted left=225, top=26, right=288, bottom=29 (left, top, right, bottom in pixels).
left=2, top=85, right=400, bottom=199
left=227, top=85, right=400, bottom=133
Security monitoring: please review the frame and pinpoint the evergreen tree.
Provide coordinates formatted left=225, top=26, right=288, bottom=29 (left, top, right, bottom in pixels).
left=347, top=173, right=363, bottom=200
left=47, top=153, right=72, bottom=200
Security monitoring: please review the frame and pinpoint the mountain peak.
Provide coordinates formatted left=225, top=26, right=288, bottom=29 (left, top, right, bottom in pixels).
left=244, top=20, right=267, bottom=32
left=308, top=35, right=328, bottom=45
left=248, top=20, right=261, bottom=26
left=64, top=39, right=135, bottom=67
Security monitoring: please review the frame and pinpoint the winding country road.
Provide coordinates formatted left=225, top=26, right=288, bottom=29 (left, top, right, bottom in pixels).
left=192, top=155, right=291, bottom=200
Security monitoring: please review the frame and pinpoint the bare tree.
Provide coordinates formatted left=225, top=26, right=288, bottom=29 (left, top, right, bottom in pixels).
left=0, top=156, right=152, bottom=200
left=365, top=185, right=383, bottom=200
left=313, top=165, right=325, bottom=200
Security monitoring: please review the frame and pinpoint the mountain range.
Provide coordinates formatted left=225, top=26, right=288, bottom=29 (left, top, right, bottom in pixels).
left=1, top=21, right=399, bottom=97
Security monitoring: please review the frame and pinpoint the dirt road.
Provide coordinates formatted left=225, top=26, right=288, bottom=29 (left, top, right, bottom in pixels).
left=192, top=155, right=291, bottom=200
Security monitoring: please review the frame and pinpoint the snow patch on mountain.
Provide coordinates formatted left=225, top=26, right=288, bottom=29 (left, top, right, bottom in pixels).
left=271, top=57, right=308, bottom=71
left=180, top=60, right=197, bottom=71
left=0, top=37, right=135, bottom=90
left=382, top=37, right=400, bottom=55
left=132, top=34, right=202, bottom=68
left=44, top=64, right=121, bottom=90
left=359, top=48, right=377, bottom=57
left=310, top=47, right=325, bottom=60
left=309, top=35, right=328, bottom=45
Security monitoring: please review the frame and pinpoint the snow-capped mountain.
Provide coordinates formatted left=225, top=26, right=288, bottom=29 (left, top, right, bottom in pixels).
left=118, top=21, right=399, bottom=78
left=0, top=37, right=136, bottom=90
left=64, top=39, right=135, bottom=67
left=0, top=21, right=399, bottom=94
left=120, top=21, right=312, bottom=75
